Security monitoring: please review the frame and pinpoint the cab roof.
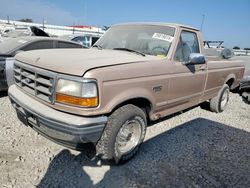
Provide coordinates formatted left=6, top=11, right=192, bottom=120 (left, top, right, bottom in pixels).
left=113, top=22, right=199, bottom=31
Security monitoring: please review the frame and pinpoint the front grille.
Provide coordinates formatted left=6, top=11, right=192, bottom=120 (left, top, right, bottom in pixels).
left=14, top=61, right=56, bottom=103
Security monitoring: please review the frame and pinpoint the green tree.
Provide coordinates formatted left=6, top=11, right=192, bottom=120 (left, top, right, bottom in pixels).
left=233, top=46, right=240, bottom=50
left=18, top=18, right=33, bottom=23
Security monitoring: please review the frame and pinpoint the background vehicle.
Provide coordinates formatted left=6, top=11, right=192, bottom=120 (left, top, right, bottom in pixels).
left=0, top=28, right=14, bottom=37
left=8, top=23, right=245, bottom=164
left=58, top=34, right=101, bottom=48
left=0, top=26, right=50, bottom=44
left=204, top=40, right=234, bottom=59
left=232, top=56, right=250, bottom=103
left=0, top=36, right=82, bottom=91
left=1, top=26, right=49, bottom=38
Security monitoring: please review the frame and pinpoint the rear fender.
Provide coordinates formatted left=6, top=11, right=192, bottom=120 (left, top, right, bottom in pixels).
left=224, top=74, right=236, bottom=89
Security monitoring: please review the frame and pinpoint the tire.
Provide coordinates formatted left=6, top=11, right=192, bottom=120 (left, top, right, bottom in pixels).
left=209, top=84, right=230, bottom=113
left=96, top=104, right=147, bottom=164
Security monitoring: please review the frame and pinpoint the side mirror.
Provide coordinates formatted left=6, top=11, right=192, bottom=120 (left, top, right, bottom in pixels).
left=184, top=53, right=206, bottom=65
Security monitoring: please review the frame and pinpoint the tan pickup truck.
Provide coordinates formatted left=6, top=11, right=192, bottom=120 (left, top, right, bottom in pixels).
left=8, top=23, right=245, bottom=163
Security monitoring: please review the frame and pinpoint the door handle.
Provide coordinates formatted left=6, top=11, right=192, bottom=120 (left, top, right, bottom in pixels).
left=198, top=66, right=206, bottom=71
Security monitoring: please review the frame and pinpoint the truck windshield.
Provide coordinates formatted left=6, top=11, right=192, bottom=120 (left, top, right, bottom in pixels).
left=95, top=25, right=175, bottom=56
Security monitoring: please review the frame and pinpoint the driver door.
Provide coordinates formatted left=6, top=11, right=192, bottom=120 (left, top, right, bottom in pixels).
left=167, top=30, right=207, bottom=111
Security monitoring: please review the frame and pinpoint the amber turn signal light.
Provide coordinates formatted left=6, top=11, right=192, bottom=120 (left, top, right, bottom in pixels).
left=56, top=93, right=98, bottom=107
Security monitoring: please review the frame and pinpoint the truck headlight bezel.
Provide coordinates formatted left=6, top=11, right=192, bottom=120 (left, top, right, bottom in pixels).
left=55, top=78, right=99, bottom=108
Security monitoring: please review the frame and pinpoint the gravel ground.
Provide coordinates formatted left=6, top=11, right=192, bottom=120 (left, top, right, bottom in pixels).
left=0, top=92, right=250, bottom=188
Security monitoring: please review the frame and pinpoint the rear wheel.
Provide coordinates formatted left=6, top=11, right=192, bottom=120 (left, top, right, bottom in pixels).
left=96, top=104, right=147, bottom=164
left=209, top=84, right=230, bottom=113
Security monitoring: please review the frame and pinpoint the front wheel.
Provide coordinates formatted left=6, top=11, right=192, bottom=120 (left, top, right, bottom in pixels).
left=209, top=84, right=230, bottom=113
left=96, top=104, right=147, bottom=164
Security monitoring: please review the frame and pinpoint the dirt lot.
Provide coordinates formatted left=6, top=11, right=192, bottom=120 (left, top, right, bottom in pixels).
left=0, top=91, right=250, bottom=188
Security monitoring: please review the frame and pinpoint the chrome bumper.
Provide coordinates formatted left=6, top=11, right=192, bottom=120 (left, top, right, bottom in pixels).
left=8, top=85, right=107, bottom=150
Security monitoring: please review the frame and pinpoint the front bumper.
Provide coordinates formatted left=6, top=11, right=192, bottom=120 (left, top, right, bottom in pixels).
left=8, top=85, right=108, bottom=150
left=240, top=77, right=250, bottom=90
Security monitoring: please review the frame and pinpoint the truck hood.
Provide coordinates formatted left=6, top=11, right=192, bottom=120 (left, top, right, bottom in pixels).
left=15, top=48, right=158, bottom=76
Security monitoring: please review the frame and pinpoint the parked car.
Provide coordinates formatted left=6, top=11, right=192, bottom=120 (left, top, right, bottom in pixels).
left=8, top=23, right=245, bottom=164
left=204, top=41, right=234, bottom=59
left=58, top=34, right=101, bottom=48
left=0, top=36, right=83, bottom=91
left=0, top=28, right=14, bottom=37
left=2, top=26, right=49, bottom=38
left=241, top=80, right=250, bottom=103
left=232, top=56, right=250, bottom=103
left=240, top=69, right=250, bottom=91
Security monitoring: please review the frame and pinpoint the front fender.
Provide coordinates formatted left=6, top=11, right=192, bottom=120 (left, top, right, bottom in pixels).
left=103, top=87, right=156, bottom=114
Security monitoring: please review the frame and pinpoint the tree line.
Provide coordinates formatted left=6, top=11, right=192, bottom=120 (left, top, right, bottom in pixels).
left=233, top=46, right=250, bottom=50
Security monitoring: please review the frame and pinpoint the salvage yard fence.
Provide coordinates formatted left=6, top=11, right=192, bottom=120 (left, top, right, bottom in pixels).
left=233, top=50, right=250, bottom=56
left=0, top=19, right=105, bottom=37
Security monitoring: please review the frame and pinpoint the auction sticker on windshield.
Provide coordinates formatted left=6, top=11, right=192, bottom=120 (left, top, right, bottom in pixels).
left=152, top=33, right=174, bottom=42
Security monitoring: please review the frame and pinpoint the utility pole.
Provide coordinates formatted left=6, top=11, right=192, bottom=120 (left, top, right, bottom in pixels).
left=42, top=18, right=47, bottom=31
left=200, top=14, right=205, bottom=31
left=42, top=18, right=45, bottom=30
left=83, top=0, right=87, bottom=25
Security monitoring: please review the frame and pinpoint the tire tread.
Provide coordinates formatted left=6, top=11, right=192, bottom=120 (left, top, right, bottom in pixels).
left=96, top=104, right=146, bottom=163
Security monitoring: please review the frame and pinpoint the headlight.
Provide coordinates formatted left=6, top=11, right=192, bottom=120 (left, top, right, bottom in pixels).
left=55, top=79, right=98, bottom=107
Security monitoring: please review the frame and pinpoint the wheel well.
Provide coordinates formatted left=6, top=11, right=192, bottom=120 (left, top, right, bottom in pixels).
left=226, top=78, right=235, bottom=89
left=112, top=98, right=152, bottom=119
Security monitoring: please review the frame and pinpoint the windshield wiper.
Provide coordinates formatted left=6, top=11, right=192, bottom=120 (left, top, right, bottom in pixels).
left=112, top=48, right=145, bottom=56
left=92, top=44, right=103, bottom=50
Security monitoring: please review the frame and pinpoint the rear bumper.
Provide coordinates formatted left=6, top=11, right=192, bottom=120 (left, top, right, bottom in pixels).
left=8, top=85, right=107, bottom=150
left=240, top=80, right=250, bottom=90
left=240, top=78, right=250, bottom=90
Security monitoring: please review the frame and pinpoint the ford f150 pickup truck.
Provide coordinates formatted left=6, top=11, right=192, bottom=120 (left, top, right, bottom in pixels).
left=8, top=23, right=245, bottom=164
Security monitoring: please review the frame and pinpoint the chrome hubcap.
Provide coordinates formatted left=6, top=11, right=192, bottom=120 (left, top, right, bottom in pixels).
left=115, top=118, right=142, bottom=155
left=221, top=89, right=229, bottom=110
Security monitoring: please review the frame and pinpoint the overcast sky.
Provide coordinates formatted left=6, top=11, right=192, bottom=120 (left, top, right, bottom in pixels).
left=0, top=0, right=249, bottom=48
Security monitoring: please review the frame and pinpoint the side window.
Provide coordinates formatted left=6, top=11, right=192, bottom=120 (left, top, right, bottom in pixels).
left=181, top=31, right=200, bottom=54
left=174, top=31, right=200, bottom=62
left=58, top=41, right=81, bottom=48
left=22, top=41, right=54, bottom=51
left=91, top=37, right=99, bottom=46
left=72, top=36, right=84, bottom=45
left=174, top=40, right=184, bottom=62
left=72, top=36, right=91, bottom=48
